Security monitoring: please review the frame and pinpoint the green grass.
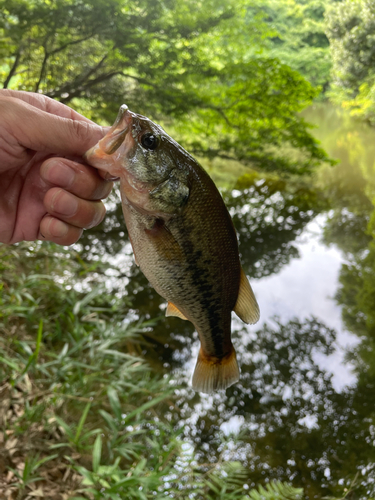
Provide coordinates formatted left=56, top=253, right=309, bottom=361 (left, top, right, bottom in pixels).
left=0, top=242, right=307, bottom=499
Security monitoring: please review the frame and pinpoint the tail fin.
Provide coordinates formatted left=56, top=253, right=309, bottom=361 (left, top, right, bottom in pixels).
left=192, top=346, right=240, bottom=394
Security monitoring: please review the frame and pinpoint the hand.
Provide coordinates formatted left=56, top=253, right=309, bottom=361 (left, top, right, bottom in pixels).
left=0, top=89, right=113, bottom=245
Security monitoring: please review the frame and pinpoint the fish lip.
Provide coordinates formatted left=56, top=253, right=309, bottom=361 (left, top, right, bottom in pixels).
left=101, top=104, right=132, bottom=156
left=84, top=105, right=134, bottom=180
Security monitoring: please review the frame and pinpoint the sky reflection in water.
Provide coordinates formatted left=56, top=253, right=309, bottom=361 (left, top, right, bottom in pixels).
left=78, top=103, right=375, bottom=499
left=168, top=104, right=375, bottom=498
left=253, top=214, right=358, bottom=392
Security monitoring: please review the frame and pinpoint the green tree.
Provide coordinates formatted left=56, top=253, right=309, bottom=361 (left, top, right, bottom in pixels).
left=0, top=0, right=329, bottom=174
left=247, top=0, right=331, bottom=91
left=326, top=0, right=375, bottom=124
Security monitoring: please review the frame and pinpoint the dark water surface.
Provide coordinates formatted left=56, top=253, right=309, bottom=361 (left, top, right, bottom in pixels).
left=81, top=104, right=375, bottom=498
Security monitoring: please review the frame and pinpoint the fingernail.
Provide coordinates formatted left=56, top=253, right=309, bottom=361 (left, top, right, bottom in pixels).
left=86, top=203, right=106, bottom=229
left=47, top=218, right=69, bottom=238
left=41, top=160, right=75, bottom=188
left=104, top=172, right=120, bottom=181
left=51, top=189, right=79, bottom=216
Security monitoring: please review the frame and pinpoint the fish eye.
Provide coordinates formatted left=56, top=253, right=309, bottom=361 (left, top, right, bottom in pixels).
left=141, top=133, right=159, bottom=151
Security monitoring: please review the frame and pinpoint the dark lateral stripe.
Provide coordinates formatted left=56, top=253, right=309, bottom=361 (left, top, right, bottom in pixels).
left=186, top=251, right=227, bottom=358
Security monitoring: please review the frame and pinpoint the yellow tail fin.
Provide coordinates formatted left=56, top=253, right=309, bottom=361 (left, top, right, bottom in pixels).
left=192, top=346, right=240, bottom=394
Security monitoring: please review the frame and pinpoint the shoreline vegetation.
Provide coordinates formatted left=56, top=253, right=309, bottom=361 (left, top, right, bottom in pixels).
left=0, top=242, right=305, bottom=499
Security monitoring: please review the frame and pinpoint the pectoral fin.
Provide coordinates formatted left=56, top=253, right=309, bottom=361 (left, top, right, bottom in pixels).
left=166, top=302, right=188, bottom=321
left=233, top=268, right=260, bottom=325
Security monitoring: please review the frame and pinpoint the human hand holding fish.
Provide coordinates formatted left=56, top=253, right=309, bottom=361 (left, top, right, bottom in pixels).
left=0, top=89, right=113, bottom=245
left=85, top=104, right=260, bottom=393
left=0, top=90, right=259, bottom=393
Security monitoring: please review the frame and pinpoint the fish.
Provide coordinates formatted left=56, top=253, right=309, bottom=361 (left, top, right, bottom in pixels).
left=85, top=104, right=260, bottom=393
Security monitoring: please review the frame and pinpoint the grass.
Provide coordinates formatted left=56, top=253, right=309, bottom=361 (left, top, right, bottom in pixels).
left=0, top=242, right=307, bottom=499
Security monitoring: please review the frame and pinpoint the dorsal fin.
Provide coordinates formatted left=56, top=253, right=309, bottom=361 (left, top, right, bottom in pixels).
left=166, top=302, right=188, bottom=321
left=233, top=268, right=260, bottom=325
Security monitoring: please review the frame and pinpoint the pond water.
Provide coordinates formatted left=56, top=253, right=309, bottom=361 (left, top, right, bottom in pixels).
left=81, top=103, right=375, bottom=499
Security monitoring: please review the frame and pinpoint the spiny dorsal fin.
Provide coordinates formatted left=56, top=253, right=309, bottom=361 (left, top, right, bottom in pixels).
left=192, top=346, right=240, bottom=394
left=233, top=268, right=260, bottom=325
left=166, top=302, right=188, bottom=321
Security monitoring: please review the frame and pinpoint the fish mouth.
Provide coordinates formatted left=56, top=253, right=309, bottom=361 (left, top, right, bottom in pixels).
left=100, top=104, right=132, bottom=156
left=84, top=104, right=135, bottom=178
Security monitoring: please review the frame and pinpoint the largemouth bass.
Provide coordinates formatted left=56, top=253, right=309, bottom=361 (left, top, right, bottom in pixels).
left=85, top=105, right=260, bottom=393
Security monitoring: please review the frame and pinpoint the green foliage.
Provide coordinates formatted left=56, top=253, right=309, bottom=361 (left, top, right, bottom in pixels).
left=336, top=219, right=375, bottom=339
left=326, top=0, right=375, bottom=124
left=170, top=57, right=328, bottom=174
left=248, top=481, right=303, bottom=500
left=0, top=0, right=330, bottom=174
left=0, top=242, right=305, bottom=499
left=249, top=0, right=332, bottom=91
left=8, top=453, right=59, bottom=494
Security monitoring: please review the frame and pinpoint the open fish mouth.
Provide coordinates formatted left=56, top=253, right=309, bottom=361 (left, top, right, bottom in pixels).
left=100, top=104, right=132, bottom=155
left=84, top=104, right=134, bottom=177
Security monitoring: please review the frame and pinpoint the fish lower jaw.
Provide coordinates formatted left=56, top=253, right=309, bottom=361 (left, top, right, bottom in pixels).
left=125, top=169, right=152, bottom=194
left=84, top=144, right=123, bottom=178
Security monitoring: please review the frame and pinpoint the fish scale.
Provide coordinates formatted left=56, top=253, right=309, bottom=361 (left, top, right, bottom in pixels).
left=85, top=104, right=260, bottom=393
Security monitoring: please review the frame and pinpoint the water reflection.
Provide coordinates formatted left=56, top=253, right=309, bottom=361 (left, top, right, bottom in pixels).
left=178, top=318, right=338, bottom=498
left=79, top=104, right=375, bottom=498
left=225, top=175, right=326, bottom=279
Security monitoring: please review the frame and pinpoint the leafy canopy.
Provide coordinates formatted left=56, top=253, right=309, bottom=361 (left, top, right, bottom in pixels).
left=326, top=0, right=375, bottom=124
left=247, top=0, right=332, bottom=91
left=0, top=0, right=329, bottom=174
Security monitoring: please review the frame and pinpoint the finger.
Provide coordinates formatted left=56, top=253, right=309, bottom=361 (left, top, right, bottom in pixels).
left=39, top=215, right=83, bottom=246
left=43, top=188, right=106, bottom=229
left=0, top=89, right=96, bottom=124
left=1, top=96, right=105, bottom=156
left=40, top=157, right=113, bottom=200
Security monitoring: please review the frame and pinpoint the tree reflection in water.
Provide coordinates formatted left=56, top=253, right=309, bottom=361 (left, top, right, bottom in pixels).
left=174, top=316, right=375, bottom=499
left=75, top=108, right=375, bottom=498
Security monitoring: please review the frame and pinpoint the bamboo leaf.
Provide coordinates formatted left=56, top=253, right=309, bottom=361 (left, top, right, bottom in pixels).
left=92, top=434, right=102, bottom=473
left=107, top=387, right=122, bottom=421
left=124, top=392, right=171, bottom=423
left=74, top=403, right=91, bottom=445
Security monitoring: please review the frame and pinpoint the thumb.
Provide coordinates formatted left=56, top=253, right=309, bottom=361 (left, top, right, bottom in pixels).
left=3, top=96, right=105, bottom=156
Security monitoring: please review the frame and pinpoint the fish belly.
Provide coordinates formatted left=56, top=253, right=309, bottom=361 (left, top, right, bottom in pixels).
left=121, top=197, right=240, bottom=360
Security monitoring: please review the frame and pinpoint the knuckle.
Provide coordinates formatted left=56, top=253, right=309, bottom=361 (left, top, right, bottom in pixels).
left=71, top=119, right=92, bottom=144
left=70, top=120, right=105, bottom=153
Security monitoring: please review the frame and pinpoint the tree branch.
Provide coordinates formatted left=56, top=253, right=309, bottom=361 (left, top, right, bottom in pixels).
left=46, top=67, right=159, bottom=102
left=80, top=54, right=108, bottom=82
left=3, top=49, right=22, bottom=88
left=33, top=30, right=97, bottom=92
left=59, top=70, right=124, bottom=101
left=49, top=32, right=96, bottom=56
left=45, top=54, right=110, bottom=100
left=34, top=33, right=53, bottom=93
left=34, top=49, right=49, bottom=93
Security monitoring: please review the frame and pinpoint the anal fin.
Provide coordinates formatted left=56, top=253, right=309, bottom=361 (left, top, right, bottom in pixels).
left=166, top=302, right=188, bottom=321
left=192, top=346, right=240, bottom=394
left=233, top=268, right=260, bottom=325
